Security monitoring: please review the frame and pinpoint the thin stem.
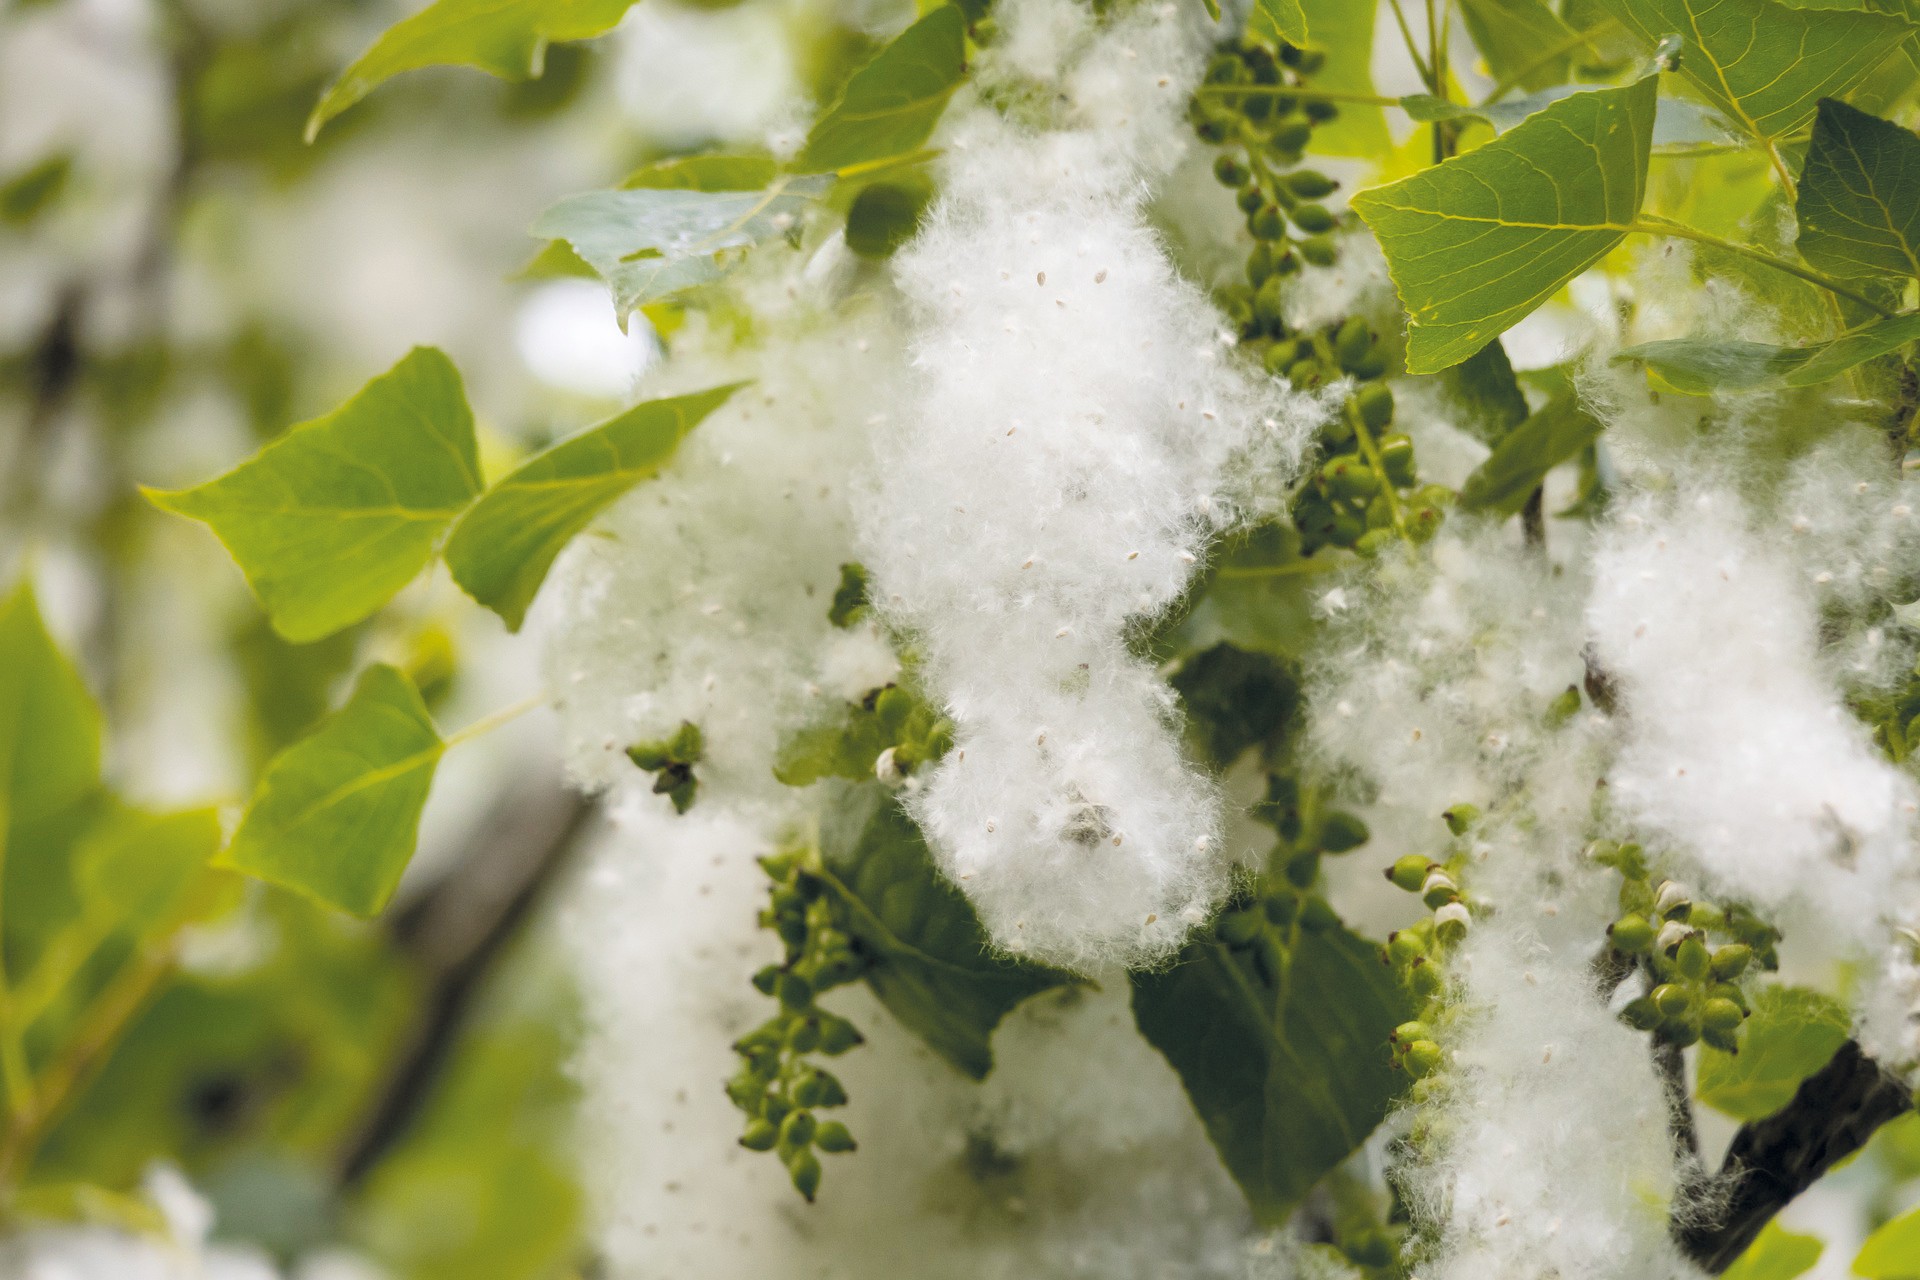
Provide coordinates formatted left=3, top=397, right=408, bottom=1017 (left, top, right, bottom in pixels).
left=1215, top=557, right=1347, bottom=581
left=1426, top=0, right=1447, bottom=164
left=1348, top=402, right=1409, bottom=539
left=442, top=694, right=545, bottom=750
left=11, top=913, right=115, bottom=1032
left=1765, top=139, right=1799, bottom=203
left=1193, top=85, right=1403, bottom=108
left=1630, top=216, right=1893, bottom=317
left=1385, top=0, right=1435, bottom=88
left=1481, top=18, right=1621, bottom=105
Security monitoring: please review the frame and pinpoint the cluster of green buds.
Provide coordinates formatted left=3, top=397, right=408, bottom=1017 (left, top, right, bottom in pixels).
left=1380, top=805, right=1482, bottom=1095
left=1213, top=780, right=1372, bottom=983
left=1187, top=35, right=1447, bottom=559
left=729, top=848, right=868, bottom=1200
left=626, top=719, right=703, bottom=814
left=1591, top=840, right=1780, bottom=1053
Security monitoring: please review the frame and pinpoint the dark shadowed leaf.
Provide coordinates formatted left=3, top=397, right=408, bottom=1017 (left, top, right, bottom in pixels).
left=1797, top=98, right=1920, bottom=284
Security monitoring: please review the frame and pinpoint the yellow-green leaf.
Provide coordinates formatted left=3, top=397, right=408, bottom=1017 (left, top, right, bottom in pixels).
left=1798, top=98, right=1920, bottom=284
left=1721, top=1221, right=1823, bottom=1280
left=73, top=805, right=220, bottom=931
left=1285, top=0, right=1386, bottom=155
left=620, top=151, right=777, bottom=192
left=793, top=6, right=967, bottom=175
left=1256, top=0, right=1309, bottom=45
left=1857, top=1205, right=1920, bottom=1279
left=218, top=664, right=443, bottom=917
left=1596, top=0, right=1914, bottom=141
left=307, top=0, right=641, bottom=140
left=0, top=581, right=101, bottom=833
left=1697, top=985, right=1849, bottom=1121
left=1351, top=77, right=1657, bottom=374
left=1457, top=392, right=1603, bottom=515
left=1459, top=0, right=1585, bottom=93
left=445, top=383, right=744, bottom=630
left=145, top=348, right=482, bottom=644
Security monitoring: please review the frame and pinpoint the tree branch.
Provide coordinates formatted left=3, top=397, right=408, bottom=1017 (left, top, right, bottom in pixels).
left=1675, top=1039, right=1913, bottom=1272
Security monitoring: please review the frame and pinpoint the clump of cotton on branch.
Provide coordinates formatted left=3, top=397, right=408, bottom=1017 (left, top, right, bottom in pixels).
left=862, top=0, right=1322, bottom=971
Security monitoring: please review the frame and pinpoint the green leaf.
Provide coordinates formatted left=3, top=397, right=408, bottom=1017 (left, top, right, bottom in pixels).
left=1256, top=0, right=1310, bottom=45
left=445, top=383, right=743, bottom=630
left=307, top=0, right=641, bottom=140
left=146, top=348, right=482, bottom=644
left=531, top=177, right=831, bottom=324
left=1458, top=0, right=1584, bottom=93
left=1458, top=392, right=1604, bottom=516
left=1797, top=98, right=1920, bottom=284
left=1286, top=0, right=1386, bottom=155
left=1857, top=1205, right=1920, bottom=1279
left=845, top=177, right=934, bottom=259
left=1351, top=76, right=1657, bottom=374
left=1442, top=340, right=1533, bottom=446
left=0, top=582, right=101, bottom=832
left=1697, top=985, right=1849, bottom=1121
left=1614, top=311, right=1920, bottom=393
left=0, top=152, right=72, bottom=227
left=793, top=6, right=967, bottom=174
left=619, top=151, right=777, bottom=192
left=72, top=806, right=220, bottom=932
left=1169, top=643, right=1301, bottom=768
left=218, top=664, right=443, bottom=917
left=1596, top=0, right=1915, bottom=140
left=1720, top=1221, right=1824, bottom=1280
left=1131, top=907, right=1410, bottom=1224
left=812, top=783, right=1075, bottom=1079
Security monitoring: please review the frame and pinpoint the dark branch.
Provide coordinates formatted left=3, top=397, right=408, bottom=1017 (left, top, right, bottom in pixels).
left=336, top=778, right=597, bottom=1185
left=1675, top=1039, right=1913, bottom=1273
left=1653, top=1039, right=1699, bottom=1163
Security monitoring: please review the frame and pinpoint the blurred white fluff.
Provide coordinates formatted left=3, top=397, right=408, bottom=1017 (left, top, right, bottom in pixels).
left=566, top=798, right=1254, bottom=1280
left=1587, top=488, right=1917, bottom=933
left=864, top=0, right=1321, bottom=970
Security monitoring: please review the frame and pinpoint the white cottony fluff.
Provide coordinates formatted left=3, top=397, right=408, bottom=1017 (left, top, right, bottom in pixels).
left=865, top=0, right=1321, bottom=970
left=1587, top=489, right=1917, bottom=934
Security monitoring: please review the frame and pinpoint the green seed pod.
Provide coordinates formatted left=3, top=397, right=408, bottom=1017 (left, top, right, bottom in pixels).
left=1651, top=983, right=1693, bottom=1019
left=1354, top=528, right=1397, bottom=558
left=1329, top=509, right=1366, bottom=546
left=1297, top=49, right=1328, bottom=75
left=1218, top=283, right=1254, bottom=329
left=751, top=965, right=782, bottom=995
left=1216, top=908, right=1263, bottom=947
left=1710, top=944, right=1753, bottom=981
left=1345, top=1230, right=1393, bottom=1269
left=1701, top=997, right=1744, bottom=1032
left=1265, top=339, right=1302, bottom=376
left=740, top=1118, right=779, bottom=1151
left=1250, top=205, right=1286, bottom=240
left=1291, top=203, right=1336, bottom=234
left=1408, top=503, right=1445, bottom=543
left=1421, top=868, right=1459, bottom=910
left=1676, top=935, right=1711, bottom=981
left=1299, top=233, right=1338, bottom=266
left=1287, top=358, right=1326, bottom=389
left=1327, top=458, right=1380, bottom=502
left=1334, top=316, right=1371, bottom=363
left=1287, top=169, right=1339, bottom=199
left=810, top=1070, right=848, bottom=1107
left=1621, top=996, right=1662, bottom=1031
left=1238, top=184, right=1266, bottom=214
left=776, top=973, right=813, bottom=1010
left=1268, top=114, right=1313, bottom=151
left=781, top=1109, right=816, bottom=1149
left=1378, top=434, right=1416, bottom=487
left=1441, top=803, right=1479, bottom=836
left=788, top=1148, right=822, bottom=1201
left=1701, top=1024, right=1741, bottom=1054
left=1354, top=382, right=1395, bottom=430
left=1387, top=929, right=1427, bottom=965
left=1214, top=155, right=1250, bottom=187
left=1433, top=901, right=1471, bottom=944
left=1408, top=957, right=1444, bottom=996
left=793, top=1071, right=826, bottom=1108
left=1304, top=98, right=1339, bottom=121
left=1319, top=809, right=1370, bottom=853
left=1403, top=1039, right=1444, bottom=1077
left=1285, top=849, right=1320, bottom=888
left=1204, top=54, right=1243, bottom=84
left=1254, top=276, right=1286, bottom=330
left=817, top=1014, right=863, bottom=1055
left=1253, top=931, right=1286, bottom=986
left=1654, top=879, right=1692, bottom=921
left=1609, top=914, right=1655, bottom=954
left=1659, top=1020, right=1702, bottom=1049
left=1388, top=854, right=1432, bottom=892
left=787, top=1019, right=821, bottom=1054
left=1708, top=982, right=1749, bottom=1014
left=813, top=1120, right=857, bottom=1154
left=1264, top=892, right=1299, bottom=927
left=1365, top=494, right=1391, bottom=536
left=1392, top=1020, right=1431, bottom=1045
left=1299, top=895, right=1339, bottom=931
left=1545, top=684, right=1582, bottom=727
left=1247, top=241, right=1277, bottom=287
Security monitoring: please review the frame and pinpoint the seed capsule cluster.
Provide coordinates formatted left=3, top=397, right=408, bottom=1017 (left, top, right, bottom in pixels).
left=625, top=719, right=704, bottom=814
left=1380, top=804, right=1482, bottom=1095
left=1211, top=782, right=1373, bottom=981
left=730, top=849, right=868, bottom=1200
left=1591, top=840, right=1779, bottom=1053
left=1189, top=35, right=1447, bottom=558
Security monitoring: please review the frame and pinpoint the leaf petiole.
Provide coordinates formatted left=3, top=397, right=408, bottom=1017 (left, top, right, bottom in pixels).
left=1629, top=215, right=1893, bottom=318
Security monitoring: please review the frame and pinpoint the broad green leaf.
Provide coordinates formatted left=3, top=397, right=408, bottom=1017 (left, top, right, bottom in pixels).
left=1284, top=0, right=1386, bottom=154
left=72, top=806, right=220, bottom=931
left=146, top=348, right=482, bottom=644
left=0, top=582, right=101, bottom=831
left=307, top=0, right=641, bottom=140
left=1721, top=1222, right=1823, bottom=1280
left=619, top=151, right=777, bottom=192
left=531, top=177, right=830, bottom=324
left=218, top=664, right=442, bottom=917
left=445, top=383, right=743, bottom=630
left=845, top=177, right=934, bottom=258
left=1857, top=1205, right=1920, bottom=1279
left=1797, top=98, right=1920, bottom=284
left=1697, top=985, right=1849, bottom=1121
left=1615, top=312, right=1920, bottom=392
left=1458, top=393, right=1603, bottom=515
left=1256, top=0, right=1310, bottom=45
left=1443, top=340, right=1533, bottom=446
left=1597, top=0, right=1914, bottom=140
left=793, top=6, right=967, bottom=175
left=1459, top=0, right=1584, bottom=92
left=812, top=783, right=1075, bottom=1079
left=1352, top=76, right=1656, bottom=374
left=1131, top=906, right=1409, bottom=1224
